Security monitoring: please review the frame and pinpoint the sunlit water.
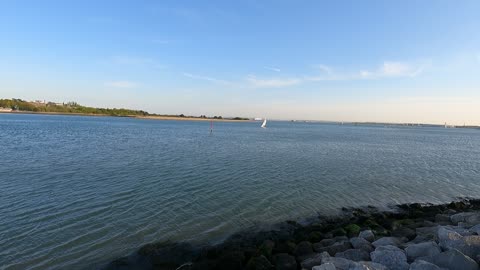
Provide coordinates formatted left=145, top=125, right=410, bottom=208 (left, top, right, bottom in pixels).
left=1, top=114, right=480, bottom=269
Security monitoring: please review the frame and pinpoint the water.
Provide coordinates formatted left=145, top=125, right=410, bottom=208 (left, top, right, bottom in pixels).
left=1, top=114, right=480, bottom=269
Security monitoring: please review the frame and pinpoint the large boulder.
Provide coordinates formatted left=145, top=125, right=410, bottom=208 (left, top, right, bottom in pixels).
left=245, top=255, right=273, bottom=270
left=470, top=224, right=480, bottom=235
left=314, top=240, right=352, bottom=256
left=370, top=245, right=409, bottom=270
left=294, top=241, right=313, bottom=260
left=372, top=237, right=404, bottom=248
left=392, top=227, right=417, bottom=241
left=450, top=212, right=478, bottom=224
left=359, top=230, right=375, bottom=242
left=437, top=227, right=480, bottom=259
left=312, top=263, right=336, bottom=270
left=409, top=260, right=442, bottom=270
left=416, top=227, right=438, bottom=241
left=351, top=261, right=388, bottom=270
left=320, top=256, right=356, bottom=270
left=350, top=237, right=374, bottom=252
left=405, top=241, right=441, bottom=262
left=272, top=253, right=296, bottom=270
left=424, top=249, right=479, bottom=270
left=300, top=252, right=330, bottom=270
left=335, top=249, right=370, bottom=262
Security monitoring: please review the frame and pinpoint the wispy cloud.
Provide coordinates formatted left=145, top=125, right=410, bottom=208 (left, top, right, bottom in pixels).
left=183, top=73, right=231, bottom=85
left=247, top=75, right=301, bottom=88
left=359, top=61, right=428, bottom=79
left=104, top=81, right=139, bottom=88
left=264, top=66, right=281, bottom=72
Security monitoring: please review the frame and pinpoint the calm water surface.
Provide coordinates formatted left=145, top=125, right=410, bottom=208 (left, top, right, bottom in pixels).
left=1, top=114, right=480, bottom=269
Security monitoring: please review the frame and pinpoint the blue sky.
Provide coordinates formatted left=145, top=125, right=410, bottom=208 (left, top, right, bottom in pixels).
left=1, top=0, right=479, bottom=124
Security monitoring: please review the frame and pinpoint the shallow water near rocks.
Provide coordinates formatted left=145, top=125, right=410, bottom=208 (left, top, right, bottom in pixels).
left=1, top=113, right=480, bottom=269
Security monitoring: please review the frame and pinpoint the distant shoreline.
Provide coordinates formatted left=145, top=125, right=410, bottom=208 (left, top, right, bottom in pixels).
left=0, top=111, right=252, bottom=122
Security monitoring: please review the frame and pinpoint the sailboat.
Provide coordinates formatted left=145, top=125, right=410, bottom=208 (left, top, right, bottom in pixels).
left=261, top=118, right=267, bottom=128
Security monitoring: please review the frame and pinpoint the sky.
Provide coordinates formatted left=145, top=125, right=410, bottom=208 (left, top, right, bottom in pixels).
left=0, top=0, right=479, bottom=124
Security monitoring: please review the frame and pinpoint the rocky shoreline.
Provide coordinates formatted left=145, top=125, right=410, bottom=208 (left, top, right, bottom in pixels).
left=106, top=198, right=480, bottom=270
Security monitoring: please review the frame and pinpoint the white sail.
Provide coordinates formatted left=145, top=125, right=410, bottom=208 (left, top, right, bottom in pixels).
left=261, top=118, right=267, bottom=128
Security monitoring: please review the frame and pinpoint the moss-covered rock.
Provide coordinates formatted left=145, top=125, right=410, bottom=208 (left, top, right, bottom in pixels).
left=332, top=228, right=347, bottom=237
left=344, top=224, right=361, bottom=237
left=308, top=231, right=324, bottom=243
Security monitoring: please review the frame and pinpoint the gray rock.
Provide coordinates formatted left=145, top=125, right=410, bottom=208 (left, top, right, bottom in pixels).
left=318, top=238, right=336, bottom=247
left=442, top=225, right=475, bottom=236
left=312, top=263, right=336, bottom=270
left=409, top=260, right=442, bottom=270
left=416, top=226, right=438, bottom=240
left=437, top=227, right=480, bottom=259
left=321, top=256, right=356, bottom=270
left=246, top=255, right=273, bottom=270
left=300, top=252, right=330, bottom=270
left=435, top=214, right=451, bottom=223
left=466, top=213, right=480, bottom=226
left=359, top=230, right=375, bottom=242
left=470, top=224, right=480, bottom=235
left=392, top=227, right=416, bottom=241
left=370, top=245, right=409, bottom=270
left=294, top=241, right=313, bottom=259
left=335, top=249, right=370, bottom=262
left=272, top=253, right=297, bottom=270
left=351, top=261, right=388, bottom=270
left=405, top=241, right=441, bottom=262
left=314, top=240, right=352, bottom=256
left=451, top=212, right=477, bottom=224
left=350, top=237, right=374, bottom=252
left=426, top=249, right=479, bottom=270
left=372, top=237, right=404, bottom=248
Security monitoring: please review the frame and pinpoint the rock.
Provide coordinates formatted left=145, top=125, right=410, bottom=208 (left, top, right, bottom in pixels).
left=435, top=214, right=451, bottom=223
left=321, top=256, right=356, bottom=270
left=359, top=230, right=375, bottom=242
left=466, top=214, right=480, bottom=226
left=392, top=227, right=416, bottom=241
left=215, top=251, right=245, bottom=270
left=344, top=224, right=361, bottom=237
left=335, top=249, right=370, bottom=261
left=332, top=228, right=347, bottom=237
left=309, top=231, right=324, bottom=243
left=451, top=212, right=477, bottom=224
left=442, top=225, right=475, bottom=236
left=314, top=240, right=352, bottom=255
left=405, top=241, right=441, bottom=262
left=372, top=237, right=404, bottom=248
left=354, top=261, right=388, bottom=270
left=426, top=249, right=479, bottom=270
left=273, top=241, right=296, bottom=254
left=259, top=240, right=275, bottom=259
left=318, top=238, right=336, bottom=247
left=437, top=227, right=480, bottom=259
left=312, top=263, right=336, bottom=270
left=246, top=255, right=273, bottom=270
left=409, top=260, right=442, bottom=270
left=294, top=241, right=313, bottom=259
left=350, top=237, right=374, bottom=252
left=416, top=226, right=438, bottom=241
left=300, top=252, right=330, bottom=270
left=470, top=224, right=480, bottom=235
left=272, top=253, right=296, bottom=270
left=370, top=245, right=409, bottom=270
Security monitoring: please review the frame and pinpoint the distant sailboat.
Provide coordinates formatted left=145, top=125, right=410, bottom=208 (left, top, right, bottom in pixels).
left=261, top=118, right=267, bottom=128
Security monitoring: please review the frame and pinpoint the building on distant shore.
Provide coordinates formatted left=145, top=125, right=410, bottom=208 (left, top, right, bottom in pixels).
left=254, top=117, right=263, bottom=121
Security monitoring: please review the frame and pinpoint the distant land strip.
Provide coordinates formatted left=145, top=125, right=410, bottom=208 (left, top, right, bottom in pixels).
left=0, top=98, right=250, bottom=122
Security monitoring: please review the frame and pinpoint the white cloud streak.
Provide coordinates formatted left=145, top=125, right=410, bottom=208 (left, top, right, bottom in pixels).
left=247, top=75, right=301, bottom=88
left=183, top=73, right=231, bottom=85
left=264, top=66, right=281, bottom=72
left=104, top=81, right=138, bottom=88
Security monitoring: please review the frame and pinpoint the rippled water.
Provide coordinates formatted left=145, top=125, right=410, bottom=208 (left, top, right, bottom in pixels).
left=1, top=114, right=480, bottom=269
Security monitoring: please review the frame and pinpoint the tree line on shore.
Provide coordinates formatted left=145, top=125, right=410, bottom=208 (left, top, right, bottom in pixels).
left=0, top=98, right=249, bottom=120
